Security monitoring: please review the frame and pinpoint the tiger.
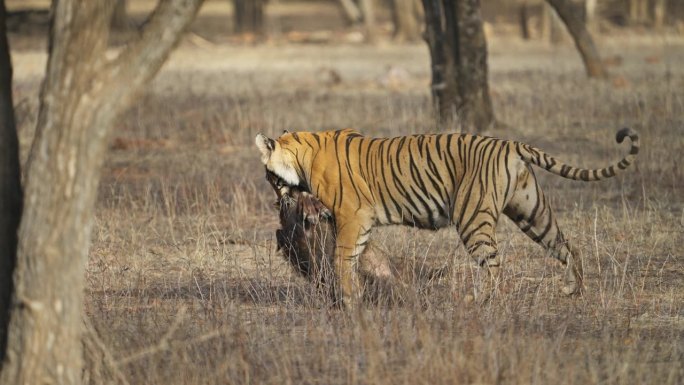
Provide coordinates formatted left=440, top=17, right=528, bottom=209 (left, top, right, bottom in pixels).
left=256, top=128, right=640, bottom=307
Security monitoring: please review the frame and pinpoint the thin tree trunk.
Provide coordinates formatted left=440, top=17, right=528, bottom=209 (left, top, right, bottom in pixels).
left=629, top=0, right=648, bottom=23
left=585, top=0, right=597, bottom=31
left=541, top=3, right=564, bottom=44
left=653, top=0, right=667, bottom=30
left=233, top=0, right=265, bottom=35
left=638, top=0, right=648, bottom=22
left=422, top=0, right=455, bottom=127
left=0, top=1, right=204, bottom=384
left=519, top=3, right=531, bottom=40
left=391, top=0, right=422, bottom=42
left=422, top=0, right=494, bottom=132
left=0, top=0, right=22, bottom=364
left=359, top=0, right=376, bottom=42
left=546, top=0, right=607, bottom=78
left=452, top=0, right=494, bottom=131
left=338, top=0, right=362, bottom=24
left=111, top=0, right=129, bottom=30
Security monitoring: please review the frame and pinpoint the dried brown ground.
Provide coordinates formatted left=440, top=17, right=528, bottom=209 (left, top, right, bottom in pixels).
left=9, top=12, right=684, bottom=385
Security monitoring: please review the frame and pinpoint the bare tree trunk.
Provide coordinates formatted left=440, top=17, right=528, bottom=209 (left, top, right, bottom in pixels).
left=541, top=3, right=564, bottom=44
left=111, top=0, right=129, bottom=30
left=0, top=1, right=204, bottom=384
left=585, top=0, right=597, bottom=31
left=629, top=0, right=649, bottom=23
left=546, top=0, right=607, bottom=78
left=519, top=2, right=531, bottom=39
left=422, top=0, right=455, bottom=126
left=233, top=0, right=265, bottom=35
left=359, top=0, right=376, bottom=42
left=338, top=0, right=362, bottom=24
left=391, top=0, right=422, bottom=42
left=638, top=0, right=648, bottom=22
left=422, top=0, right=494, bottom=132
left=452, top=0, right=493, bottom=131
left=0, top=0, right=22, bottom=364
left=653, top=0, right=667, bottom=30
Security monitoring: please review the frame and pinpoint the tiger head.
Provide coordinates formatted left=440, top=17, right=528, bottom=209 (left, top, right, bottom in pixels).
left=257, top=129, right=363, bottom=190
left=255, top=132, right=303, bottom=187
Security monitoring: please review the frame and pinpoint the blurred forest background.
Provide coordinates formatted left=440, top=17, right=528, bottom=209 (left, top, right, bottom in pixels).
left=6, top=0, right=684, bottom=46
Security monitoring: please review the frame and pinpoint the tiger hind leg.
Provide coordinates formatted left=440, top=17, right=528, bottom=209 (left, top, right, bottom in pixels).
left=503, top=166, right=583, bottom=295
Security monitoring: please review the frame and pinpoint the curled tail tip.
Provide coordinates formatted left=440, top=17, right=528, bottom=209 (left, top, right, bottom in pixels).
left=616, top=127, right=638, bottom=144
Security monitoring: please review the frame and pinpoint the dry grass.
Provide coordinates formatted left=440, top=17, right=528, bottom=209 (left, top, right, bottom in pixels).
left=12, top=32, right=684, bottom=384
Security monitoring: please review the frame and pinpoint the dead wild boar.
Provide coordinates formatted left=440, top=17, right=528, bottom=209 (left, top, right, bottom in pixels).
left=266, top=169, right=395, bottom=294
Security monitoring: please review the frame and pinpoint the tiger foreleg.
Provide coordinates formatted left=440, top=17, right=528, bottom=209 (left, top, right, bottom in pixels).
left=459, top=219, right=501, bottom=302
left=467, top=241, right=502, bottom=303
left=333, top=219, right=373, bottom=309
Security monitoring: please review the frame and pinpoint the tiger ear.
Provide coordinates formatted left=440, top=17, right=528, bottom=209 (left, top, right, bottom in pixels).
left=282, top=129, right=290, bottom=135
left=255, top=134, right=275, bottom=163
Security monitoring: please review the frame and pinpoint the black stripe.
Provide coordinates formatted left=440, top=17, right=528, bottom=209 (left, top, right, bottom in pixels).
left=601, top=167, right=615, bottom=178
left=435, top=134, right=443, bottom=160
left=543, top=153, right=556, bottom=171
left=376, top=183, right=393, bottom=222
left=409, top=185, right=436, bottom=228
left=515, top=142, right=525, bottom=159
left=532, top=213, right=553, bottom=243
left=444, top=135, right=459, bottom=192
left=560, top=165, right=572, bottom=177
left=462, top=220, right=493, bottom=246
left=502, top=144, right=512, bottom=201
left=467, top=239, right=496, bottom=254
left=390, top=164, right=421, bottom=214
left=396, top=136, right=407, bottom=175
left=334, top=135, right=344, bottom=208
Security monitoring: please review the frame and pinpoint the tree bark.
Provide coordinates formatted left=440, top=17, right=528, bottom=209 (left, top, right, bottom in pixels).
left=359, top=0, right=376, bottom=42
left=422, top=0, right=454, bottom=125
left=585, top=0, right=597, bottom=31
left=422, top=0, right=494, bottom=132
left=653, top=0, right=667, bottom=30
left=111, top=0, right=129, bottom=30
left=629, top=0, right=649, bottom=24
left=233, top=0, right=265, bottom=35
left=338, top=0, right=362, bottom=24
left=541, top=3, right=564, bottom=44
left=519, top=3, right=531, bottom=40
left=452, top=0, right=494, bottom=131
left=0, top=0, right=22, bottom=364
left=546, top=0, right=607, bottom=78
left=0, top=1, right=204, bottom=384
left=391, top=0, right=422, bottom=42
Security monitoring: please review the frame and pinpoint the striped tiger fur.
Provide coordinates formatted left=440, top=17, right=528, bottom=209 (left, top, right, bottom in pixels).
left=256, top=128, right=640, bottom=307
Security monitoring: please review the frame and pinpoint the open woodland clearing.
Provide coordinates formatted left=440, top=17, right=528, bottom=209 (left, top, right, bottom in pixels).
left=8, top=7, right=684, bottom=384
